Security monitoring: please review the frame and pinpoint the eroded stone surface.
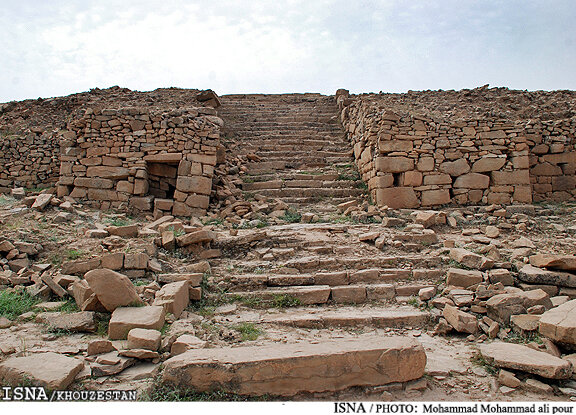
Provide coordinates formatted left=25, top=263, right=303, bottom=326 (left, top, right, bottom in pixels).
left=162, top=337, right=426, bottom=396
left=539, top=300, right=576, bottom=347
left=0, top=352, right=84, bottom=389
left=480, top=341, right=572, bottom=379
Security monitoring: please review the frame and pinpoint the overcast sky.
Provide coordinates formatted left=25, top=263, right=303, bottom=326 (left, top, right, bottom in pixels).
left=1, top=0, right=575, bottom=102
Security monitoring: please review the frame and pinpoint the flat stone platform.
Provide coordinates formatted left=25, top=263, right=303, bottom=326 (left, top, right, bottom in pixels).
left=162, top=336, right=426, bottom=396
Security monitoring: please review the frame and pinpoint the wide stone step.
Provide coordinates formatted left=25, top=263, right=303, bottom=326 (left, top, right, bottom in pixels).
left=225, top=285, right=331, bottom=305
left=253, top=188, right=364, bottom=198
left=220, top=282, right=436, bottom=305
left=234, top=138, right=348, bottom=147
left=242, top=180, right=362, bottom=191
left=263, top=307, right=431, bottom=328
left=161, top=336, right=427, bottom=396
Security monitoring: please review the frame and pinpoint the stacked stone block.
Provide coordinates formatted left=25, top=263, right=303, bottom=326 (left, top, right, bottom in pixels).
left=337, top=90, right=575, bottom=208
left=58, top=107, right=222, bottom=216
left=528, top=119, right=576, bottom=202
left=0, top=130, right=60, bottom=192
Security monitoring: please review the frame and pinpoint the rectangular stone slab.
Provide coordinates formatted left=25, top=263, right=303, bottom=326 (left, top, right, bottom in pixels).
left=162, top=337, right=426, bottom=396
left=480, top=341, right=572, bottom=379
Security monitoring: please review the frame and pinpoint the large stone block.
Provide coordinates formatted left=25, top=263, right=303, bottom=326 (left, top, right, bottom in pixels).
left=153, top=281, right=189, bottom=318
left=84, top=269, right=143, bottom=312
left=421, top=189, right=450, bottom=206
left=453, top=173, right=490, bottom=189
left=375, top=157, right=414, bottom=173
left=492, top=170, right=530, bottom=185
left=539, top=299, right=576, bottom=347
left=108, top=306, right=166, bottom=340
left=86, top=166, right=130, bottom=179
left=162, top=337, right=426, bottom=396
left=0, top=352, right=84, bottom=390
left=471, top=156, right=506, bottom=172
left=379, top=140, right=413, bottom=153
left=440, top=159, right=470, bottom=176
left=175, top=176, right=212, bottom=195
left=480, top=342, right=572, bottom=379
left=375, top=187, right=419, bottom=209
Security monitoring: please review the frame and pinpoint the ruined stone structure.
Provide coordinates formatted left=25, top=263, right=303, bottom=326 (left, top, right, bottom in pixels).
left=337, top=89, right=576, bottom=209
left=0, top=86, right=575, bottom=212
left=57, top=106, right=222, bottom=217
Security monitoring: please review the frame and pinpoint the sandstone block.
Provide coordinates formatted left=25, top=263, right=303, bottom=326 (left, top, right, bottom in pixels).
left=443, top=304, right=477, bottom=334
left=127, top=328, right=162, bottom=351
left=375, top=157, right=414, bottom=173
left=108, top=306, right=166, bottom=340
left=375, top=187, right=419, bottom=209
left=480, top=342, right=572, bottom=379
left=175, top=176, right=212, bottom=195
left=84, top=268, right=143, bottom=312
left=421, top=189, right=450, bottom=206
left=446, top=268, right=484, bottom=288
left=162, top=337, right=426, bottom=396
left=0, top=352, right=84, bottom=390
left=472, top=156, right=507, bottom=173
left=539, top=300, right=576, bottom=347
left=153, top=281, right=189, bottom=318
left=453, top=173, right=490, bottom=189
left=440, top=159, right=470, bottom=176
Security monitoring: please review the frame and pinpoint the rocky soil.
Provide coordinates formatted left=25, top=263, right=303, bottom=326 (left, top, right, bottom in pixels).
left=0, top=188, right=575, bottom=401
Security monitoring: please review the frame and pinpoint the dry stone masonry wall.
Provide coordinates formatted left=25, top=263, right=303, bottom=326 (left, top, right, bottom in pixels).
left=0, top=130, right=60, bottom=192
left=337, top=90, right=576, bottom=208
left=57, top=106, right=223, bottom=217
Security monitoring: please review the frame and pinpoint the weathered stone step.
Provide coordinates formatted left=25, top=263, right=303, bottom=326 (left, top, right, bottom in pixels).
left=161, top=336, right=427, bottom=396
left=242, top=180, right=362, bottom=191
left=238, top=138, right=348, bottom=147
left=262, top=307, right=431, bottom=329
left=221, top=282, right=437, bottom=305
left=225, top=285, right=331, bottom=305
left=238, top=143, right=350, bottom=152
left=253, top=187, right=364, bottom=198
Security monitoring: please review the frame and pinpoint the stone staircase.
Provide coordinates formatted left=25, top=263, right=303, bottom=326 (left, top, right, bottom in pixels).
left=218, top=94, right=365, bottom=209
left=164, top=94, right=449, bottom=397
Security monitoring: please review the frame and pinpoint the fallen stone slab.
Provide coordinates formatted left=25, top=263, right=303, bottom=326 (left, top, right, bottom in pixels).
left=84, top=268, right=143, bottom=311
left=108, top=306, right=166, bottom=340
left=162, top=337, right=426, bottom=396
left=530, top=254, right=576, bottom=272
left=38, top=311, right=97, bottom=332
left=0, top=352, right=84, bottom=389
left=153, top=281, right=189, bottom=318
left=450, top=248, right=494, bottom=270
left=443, top=304, right=478, bottom=334
left=518, top=265, right=576, bottom=288
left=446, top=268, right=484, bottom=288
left=31, top=194, right=53, bottom=211
left=480, top=341, right=572, bottom=379
left=539, top=299, right=576, bottom=347
left=486, top=294, right=527, bottom=325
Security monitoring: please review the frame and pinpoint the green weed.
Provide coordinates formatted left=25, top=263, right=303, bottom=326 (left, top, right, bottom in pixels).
left=232, top=322, right=263, bottom=341
left=0, top=289, right=40, bottom=319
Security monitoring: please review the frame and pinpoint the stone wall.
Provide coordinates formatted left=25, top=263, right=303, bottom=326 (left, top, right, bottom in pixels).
left=0, top=130, right=60, bottom=192
left=337, top=90, right=576, bottom=208
left=58, top=106, right=222, bottom=217
left=527, top=119, right=576, bottom=202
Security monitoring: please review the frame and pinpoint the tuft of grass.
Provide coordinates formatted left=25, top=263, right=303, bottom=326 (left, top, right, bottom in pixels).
left=0, top=289, right=40, bottom=319
left=447, top=259, right=472, bottom=270
left=55, top=300, right=80, bottom=313
left=45, top=327, right=73, bottom=338
left=470, top=351, right=498, bottom=375
left=272, top=294, right=301, bottom=308
left=66, top=249, right=85, bottom=260
left=139, top=376, right=273, bottom=401
left=107, top=217, right=131, bottom=227
left=0, top=195, right=16, bottom=207
left=280, top=209, right=301, bottom=223
left=95, top=314, right=110, bottom=337
left=337, top=171, right=361, bottom=181
left=505, top=331, right=543, bottom=345
left=232, top=322, right=263, bottom=342
left=203, top=218, right=224, bottom=226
